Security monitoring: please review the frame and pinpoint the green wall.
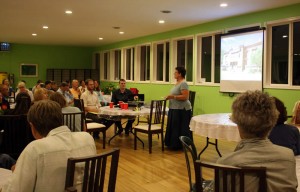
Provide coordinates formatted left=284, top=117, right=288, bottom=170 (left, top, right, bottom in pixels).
left=98, top=3, right=300, bottom=116
left=0, top=44, right=94, bottom=88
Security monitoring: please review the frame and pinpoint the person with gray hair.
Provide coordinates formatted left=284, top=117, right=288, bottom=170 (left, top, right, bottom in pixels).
left=2, top=100, right=96, bottom=192
left=15, top=81, right=34, bottom=102
left=217, top=90, right=297, bottom=191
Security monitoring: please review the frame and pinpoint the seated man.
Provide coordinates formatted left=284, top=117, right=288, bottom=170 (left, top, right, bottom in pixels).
left=81, top=79, right=114, bottom=138
left=111, top=79, right=134, bottom=135
left=217, top=91, right=297, bottom=191
left=57, top=82, right=74, bottom=105
left=1, top=100, right=96, bottom=192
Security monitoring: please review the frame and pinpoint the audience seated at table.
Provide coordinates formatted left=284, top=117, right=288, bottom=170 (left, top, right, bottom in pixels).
left=217, top=91, right=297, bottom=191
left=49, top=92, right=82, bottom=132
left=4, top=92, right=31, bottom=115
left=1, top=100, right=96, bottom=192
left=269, top=97, right=300, bottom=155
left=15, top=81, right=34, bottom=102
left=111, top=79, right=134, bottom=135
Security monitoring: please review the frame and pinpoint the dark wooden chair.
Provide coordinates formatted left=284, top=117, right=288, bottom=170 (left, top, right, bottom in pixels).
left=132, top=99, right=166, bottom=154
left=194, top=160, right=267, bottom=192
left=179, top=136, right=212, bottom=192
left=62, top=111, right=84, bottom=132
left=0, top=115, right=34, bottom=159
left=179, top=136, right=198, bottom=192
left=74, top=98, right=108, bottom=149
left=65, top=148, right=120, bottom=192
left=189, top=90, right=196, bottom=116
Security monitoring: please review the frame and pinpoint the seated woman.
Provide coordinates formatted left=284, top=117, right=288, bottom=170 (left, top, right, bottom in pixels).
left=49, top=92, right=82, bottom=132
left=269, top=97, right=300, bottom=155
left=217, top=91, right=297, bottom=191
left=291, top=100, right=300, bottom=127
left=33, top=88, right=48, bottom=102
left=5, top=92, right=31, bottom=115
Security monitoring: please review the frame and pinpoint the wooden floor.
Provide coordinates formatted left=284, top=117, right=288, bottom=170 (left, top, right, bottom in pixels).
left=95, top=126, right=237, bottom=192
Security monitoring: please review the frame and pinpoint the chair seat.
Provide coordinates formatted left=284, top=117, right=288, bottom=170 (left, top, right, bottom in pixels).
left=133, top=124, right=161, bottom=131
left=87, top=122, right=106, bottom=130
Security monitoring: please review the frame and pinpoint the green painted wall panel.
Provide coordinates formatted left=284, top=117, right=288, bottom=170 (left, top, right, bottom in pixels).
left=0, top=44, right=94, bottom=87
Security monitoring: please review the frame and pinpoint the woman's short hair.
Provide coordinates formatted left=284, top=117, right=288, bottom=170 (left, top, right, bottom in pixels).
left=27, top=100, right=63, bottom=137
left=231, top=90, right=279, bottom=138
left=33, top=88, right=47, bottom=101
left=175, top=66, right=186, bottom=78
left=13, top=92, right=31, bottom=115
left=17, top=81, right=26, bottom=89
left=49, top=92, right=67, bottom=108
left=273, top=97, right=287, bottom=125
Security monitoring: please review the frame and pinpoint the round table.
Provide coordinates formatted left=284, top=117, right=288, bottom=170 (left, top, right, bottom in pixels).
left=189, top=113, right=240, bottom=157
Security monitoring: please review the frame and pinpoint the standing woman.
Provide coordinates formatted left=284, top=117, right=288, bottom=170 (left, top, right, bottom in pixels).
left=165, top=66, right=192, bottom=150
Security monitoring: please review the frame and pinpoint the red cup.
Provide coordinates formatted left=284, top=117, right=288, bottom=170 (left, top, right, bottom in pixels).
left=109, top=102, right=114, bottom=108
left=118, top=101, right=123, bottom=105
left=120, top=103, right=124, bottom=109
left=124, top=103, right=128, bottom=109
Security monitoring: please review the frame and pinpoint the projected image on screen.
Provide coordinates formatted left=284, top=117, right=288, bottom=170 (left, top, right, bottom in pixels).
left=220, top=30, right=264, bottom=93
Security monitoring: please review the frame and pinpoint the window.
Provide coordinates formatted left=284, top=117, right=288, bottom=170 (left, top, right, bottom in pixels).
left=103, top=51, right=110, bottom=80
left=124, top=47, right=135, bottom=81
left=153, top=41, right=170, bottom=82
left=197, top=33, right=221, bottom=84
left=113, top=49, right=121, bottom=80
left=175, top=38, right=193, bottom=82
left=268, top=20, right=300, bottom=86
left=138, top=45, right=150, bottom=81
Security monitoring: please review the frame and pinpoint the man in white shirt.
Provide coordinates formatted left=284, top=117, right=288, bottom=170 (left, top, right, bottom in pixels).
left=1, top=100, right=96, bottom=192
left=81, top=79, right=114, bottom=138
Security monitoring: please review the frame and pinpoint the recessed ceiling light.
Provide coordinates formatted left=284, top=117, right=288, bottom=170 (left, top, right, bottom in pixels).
left=282, top=35, right=288, bottom=38
left=161, top=10, right=172, bottom=14
left=65, top=10, right=72, bottom=14
left=98, top=37, right=103, bottom=40
left=32, top=33, right=37, bottom=36
left=119, top=31, right=124, bottom=35
left=220, top=3, right=228, bottom=7
left=159, top=20, right=165, bottom=24
left=43, top=26, right=48, bottom=29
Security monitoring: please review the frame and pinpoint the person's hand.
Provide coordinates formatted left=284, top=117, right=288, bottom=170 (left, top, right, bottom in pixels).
left=165, top=95, right=173, bottom=100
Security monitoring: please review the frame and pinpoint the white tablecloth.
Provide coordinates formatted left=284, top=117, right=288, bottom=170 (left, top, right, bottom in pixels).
left=189, top=113, right=241, bottom=142
left=0, top=168, right=12, bottom=188
left=99, top=106, right=152, bottom=117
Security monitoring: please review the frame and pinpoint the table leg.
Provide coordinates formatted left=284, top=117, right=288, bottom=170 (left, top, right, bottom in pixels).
left=198, top=137, right=222, bottom=158
left=108, top=127, right=144, bottom=147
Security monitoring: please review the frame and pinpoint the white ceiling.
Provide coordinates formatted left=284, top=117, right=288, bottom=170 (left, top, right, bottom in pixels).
left=0, top=0, right=300, bottom=47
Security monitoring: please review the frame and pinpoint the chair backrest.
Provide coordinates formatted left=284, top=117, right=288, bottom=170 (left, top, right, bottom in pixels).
left=0, top=129, right=4, bottom=146
left=189, top=91, right=196, bottom=115
left=194, top=161, right=267, bottom=192
left=74, top=99, right=85, bottom=112
left=0, top=115, right=34, bottom=159
left=147, top=99, right=166, bottom=129
left=65, top=148, right=120, bottom=192
left=62, top=111, right=84, bottom=132
left=179, top=136, right=198, bottom=192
